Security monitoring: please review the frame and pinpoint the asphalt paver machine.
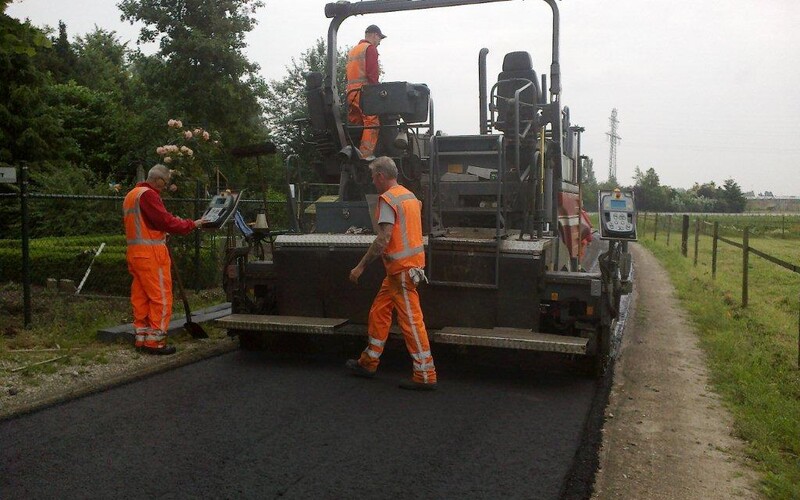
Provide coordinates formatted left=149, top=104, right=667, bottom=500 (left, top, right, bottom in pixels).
left=217, top=0, right=636, bottom=375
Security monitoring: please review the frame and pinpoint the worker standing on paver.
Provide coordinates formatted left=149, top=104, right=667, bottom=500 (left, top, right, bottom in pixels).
left=123, top=164, right=205, bottom=355
left=345, top=24, right=386, bottom=159
left=346, top=157, right=437, bottom=390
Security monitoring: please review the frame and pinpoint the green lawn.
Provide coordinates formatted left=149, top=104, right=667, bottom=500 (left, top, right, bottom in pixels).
left=638, top=218, right=799, bottom=499
left=0, top=281, right=227, bottom=376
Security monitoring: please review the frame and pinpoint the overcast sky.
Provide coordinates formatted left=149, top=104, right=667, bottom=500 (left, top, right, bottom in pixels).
left=7, top=0, right=800, bottom=195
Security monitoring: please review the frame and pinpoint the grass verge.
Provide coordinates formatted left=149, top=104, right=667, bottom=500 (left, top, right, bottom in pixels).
left=0, top=282, right=228, bottom=379
left=639, top=232, right=800, bottom=499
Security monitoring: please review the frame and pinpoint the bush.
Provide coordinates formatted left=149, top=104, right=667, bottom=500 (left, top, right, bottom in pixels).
left=0, top=234, right=221, bottom=295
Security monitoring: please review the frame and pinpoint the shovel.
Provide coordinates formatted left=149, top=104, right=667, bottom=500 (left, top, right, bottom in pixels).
left=167, top=242, right=209, bottom=339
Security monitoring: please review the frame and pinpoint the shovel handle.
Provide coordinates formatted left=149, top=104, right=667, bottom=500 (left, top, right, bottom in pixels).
left=166, top=242, right=192, bottom=322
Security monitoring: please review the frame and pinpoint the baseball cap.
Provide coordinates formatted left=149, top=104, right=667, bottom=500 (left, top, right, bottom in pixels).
left=365, top=25, right=387, bottom=39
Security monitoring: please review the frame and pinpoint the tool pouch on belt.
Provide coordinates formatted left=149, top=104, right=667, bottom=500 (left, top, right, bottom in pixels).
left=408, top=267, right=428, bottom=286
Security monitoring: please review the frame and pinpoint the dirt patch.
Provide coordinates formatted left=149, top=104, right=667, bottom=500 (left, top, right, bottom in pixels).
left=592, top=244, right=762, bottom=499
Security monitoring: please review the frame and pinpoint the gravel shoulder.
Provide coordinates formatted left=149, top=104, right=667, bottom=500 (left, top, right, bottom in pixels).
left=592, top=243, right=762, bottom=499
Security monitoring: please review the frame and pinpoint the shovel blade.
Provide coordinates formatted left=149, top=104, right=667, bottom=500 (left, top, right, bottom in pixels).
left=184, top=321, right=209, bottom=339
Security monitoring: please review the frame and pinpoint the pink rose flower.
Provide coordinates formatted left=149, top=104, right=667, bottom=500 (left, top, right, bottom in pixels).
left=202, top=131, right=210, bottom=141
left=164, top=157, right=173, bottom=164
left=184, top=131, right=193, bottom=139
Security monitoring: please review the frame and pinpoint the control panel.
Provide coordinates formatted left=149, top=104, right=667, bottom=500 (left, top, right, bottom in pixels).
left=201, top=190, right=243, bottom=229
left=598, top=189, right=637, bottom=240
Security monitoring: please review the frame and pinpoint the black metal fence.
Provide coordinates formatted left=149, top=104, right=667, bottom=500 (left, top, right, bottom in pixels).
left=0, top=166, right=339, bottom=329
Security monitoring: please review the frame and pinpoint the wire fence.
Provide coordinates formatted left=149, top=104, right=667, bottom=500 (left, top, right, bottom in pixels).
left=0, top=168, right=340, bottom=330
left=639, top=212, right=800, bottom=366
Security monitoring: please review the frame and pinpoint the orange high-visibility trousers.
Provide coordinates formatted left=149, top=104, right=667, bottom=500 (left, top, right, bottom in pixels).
left=347, top=90, right=380, bottom=158
left=358, top=269, right=436, bottom=384
left=127, top=253, right=172, bottom=349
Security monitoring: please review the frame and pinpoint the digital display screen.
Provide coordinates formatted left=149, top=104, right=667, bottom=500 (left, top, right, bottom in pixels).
left=610, top=199, right=628, bottom=209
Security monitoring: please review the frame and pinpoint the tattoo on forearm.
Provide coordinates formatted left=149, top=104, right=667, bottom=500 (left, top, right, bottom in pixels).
left=361, top=232, right=389, bottom=266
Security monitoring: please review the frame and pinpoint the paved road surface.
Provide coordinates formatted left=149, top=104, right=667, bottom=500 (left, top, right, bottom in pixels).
left=1, top=341, right=598, bottom=499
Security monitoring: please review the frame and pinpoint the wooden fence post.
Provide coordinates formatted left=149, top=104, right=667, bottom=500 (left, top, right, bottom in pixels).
left=783, top=214, right=786, bottom=239
left=681, top=215, right=689, bottom=257
left=712, top=221, right=719, bottom=279
left=654, top=213, right=659, bottom=241
left=641, top=212, right=647, bottom=235
left=693, top=218, right=700, bottom=266
left=666, top=214, right=672, bottom=246
left=742, top=227, right=749, bottom=308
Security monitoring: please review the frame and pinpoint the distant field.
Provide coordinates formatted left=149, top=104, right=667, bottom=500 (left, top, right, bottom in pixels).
left=746, top=198, right=800, bottom=213
left=637, top=212, right=800, bottom=241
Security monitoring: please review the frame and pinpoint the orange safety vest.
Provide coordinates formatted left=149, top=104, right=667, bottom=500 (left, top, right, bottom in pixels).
left=378, top=185, right=425, bottom=275
left=123, top=186, right=167, bottom=258
left=346, top=41, right=371, bottom=94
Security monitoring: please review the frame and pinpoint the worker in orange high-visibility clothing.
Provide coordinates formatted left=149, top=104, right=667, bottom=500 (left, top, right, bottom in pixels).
left=347, top=156, right=437, bottom=391
left=346, top=24, right=386, bottom=159
left=123, top=164, right=206, bottom=355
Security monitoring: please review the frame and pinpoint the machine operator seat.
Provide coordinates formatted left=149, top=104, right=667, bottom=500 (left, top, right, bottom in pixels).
left=305, top=72, right=339, bottom=157
left=495, top=51, right=541, bottom=136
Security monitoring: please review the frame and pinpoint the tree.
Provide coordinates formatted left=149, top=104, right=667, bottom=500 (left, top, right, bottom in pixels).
left=632, top=166, right=670, bottom=211
left=580, top=156, right=598, bottom=209
left=72, top=28, right=131, bottom=95
left=720, top=178, right=746, bottom=213
left=691, top=181, right=717, bottom=200
left=118, top=0, right=269, bottom=153
left=263, top=38, right=348, bottom=177
left=0, top=4, right=62, bottom=169
left=34, top=21, right=77, bottom=83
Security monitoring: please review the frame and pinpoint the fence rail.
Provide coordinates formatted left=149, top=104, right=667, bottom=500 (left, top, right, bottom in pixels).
left=640, top=212, right=800, bottom=366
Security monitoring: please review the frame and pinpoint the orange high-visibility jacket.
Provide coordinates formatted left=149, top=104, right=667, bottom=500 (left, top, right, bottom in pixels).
left=378, top=185, right=425, bottom=275
left=123, top=186, right=167, bottom=259
left=346, top=41, right=371, bottom=94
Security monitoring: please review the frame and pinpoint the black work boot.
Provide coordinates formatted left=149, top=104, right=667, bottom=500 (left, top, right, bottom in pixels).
left=140, top=345, right=177, bottom=356
left=398, top=379, right=437, bottom=391
left=345, top=359, right=376, bottom=379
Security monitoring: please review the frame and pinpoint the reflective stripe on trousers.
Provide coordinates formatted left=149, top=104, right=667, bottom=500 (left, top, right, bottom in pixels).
left=358, top=270, right=436, bottom=384
left=346, top=89, right=379, bottom=157
left=128, top=254, right=172, bottom=349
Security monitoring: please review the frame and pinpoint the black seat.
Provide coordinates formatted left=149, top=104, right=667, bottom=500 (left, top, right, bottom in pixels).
left=304, top=72, right=339, bottom=156
left=495, top=51, right=541, bottom=134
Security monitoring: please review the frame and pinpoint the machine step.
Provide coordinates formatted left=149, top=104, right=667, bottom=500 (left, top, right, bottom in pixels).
left=217, top=314, right=348, bottom=334
left=433, top=327, right=588, bottom=354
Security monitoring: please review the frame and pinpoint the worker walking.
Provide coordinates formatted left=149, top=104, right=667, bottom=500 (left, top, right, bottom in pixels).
left=347, top=157, right=437, bottom=390
left=346, top=24, right=386, bottom=159
left=123, top=164, right=205, bottom=355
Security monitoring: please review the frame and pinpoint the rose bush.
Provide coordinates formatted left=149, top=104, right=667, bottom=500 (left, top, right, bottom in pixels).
left=154, top=119, right=222, bottom=183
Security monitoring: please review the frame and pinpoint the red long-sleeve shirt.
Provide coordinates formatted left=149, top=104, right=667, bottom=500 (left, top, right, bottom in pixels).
left=362, top=40, right=380, bottom=84
left=135, top=182, right=196, bottom=235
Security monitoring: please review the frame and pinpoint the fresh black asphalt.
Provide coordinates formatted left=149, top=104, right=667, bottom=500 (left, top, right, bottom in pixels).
left=1, top=340, right=599, bottom=499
